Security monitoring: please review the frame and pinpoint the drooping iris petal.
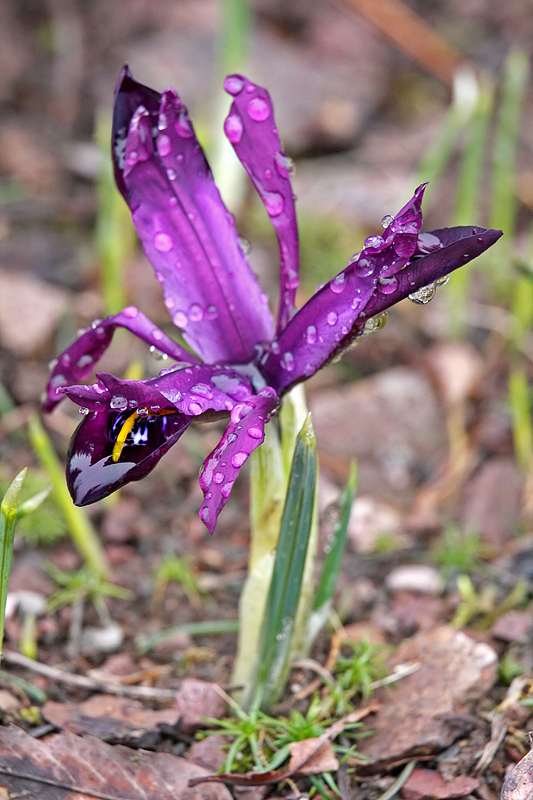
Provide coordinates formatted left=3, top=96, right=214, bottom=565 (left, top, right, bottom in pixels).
left=260, top=186, right=428, bottom=393
left=114, top=71, right=274, bottom=365
left=44, top=307, right=199, bottom=412
left=224, top=75, right=299, bottom=333
left=66, top=406, right=191, bottom=506
left=198, top=387, right=279, bottom=534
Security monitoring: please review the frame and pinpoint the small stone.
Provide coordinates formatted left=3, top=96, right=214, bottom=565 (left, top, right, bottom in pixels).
left=385, top=565, right=443, bottom=595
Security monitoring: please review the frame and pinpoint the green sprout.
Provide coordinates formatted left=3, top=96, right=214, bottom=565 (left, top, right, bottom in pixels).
left=152, top=554, right=202, bottom=611
left=431, top=524, right=484, bottom=579
left=47, top=564, right=132, bottom=613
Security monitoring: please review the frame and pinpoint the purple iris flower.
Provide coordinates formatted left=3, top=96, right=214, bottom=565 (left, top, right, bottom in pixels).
left=44, top=67, right=502, bottom=533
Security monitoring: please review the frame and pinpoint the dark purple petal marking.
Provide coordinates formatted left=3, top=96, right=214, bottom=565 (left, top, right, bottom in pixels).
left=44, top=307, right=199, bottom=412
left=261, top=186, right=428, bottom=393
left=66, top=406, right=191, bottom=506
left=115, top=71, right=274, bottom=364
left=198, top=387, right=279, bottom=534
left=224, top=75, right=299, bottom=332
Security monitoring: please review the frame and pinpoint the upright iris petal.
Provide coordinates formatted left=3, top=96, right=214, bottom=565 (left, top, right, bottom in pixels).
left=44, top=67, right=503, bottom=533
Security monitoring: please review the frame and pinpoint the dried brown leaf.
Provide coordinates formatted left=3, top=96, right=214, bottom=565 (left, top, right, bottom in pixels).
left=501, top=737, right=533, bottom=800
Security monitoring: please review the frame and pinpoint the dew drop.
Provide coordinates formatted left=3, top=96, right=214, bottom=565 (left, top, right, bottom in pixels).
left=191, top=383, right=213, bottom=399
left=76, top=354, right=93, bottom=368
left=61, top=353, right=71, bottom=365
left=408, top=284, right=436, bottom=305
left=79, top=407, right=89, bottom=416
left=165, top=296, right=175, bottom=310
left=381, top=214, right=394, bottom=228
left=362, top=312, right=388, bottom=335
left=436, top=274, right=450, bottom=287
left=330, top=273, right=346, bottom=293
left=280, top=352, right=294, bottom=371
left=213, top=472, right=224, bottom=484
left=129, top=399, right=138, bottom=408
left=477, top=237, right=484, bottom=244
left=363, top=234, right=384, bottom=249
left=166, top=168, right=176, bottom=181
left=154, top=232, right=173, bottom=252
left=306, top=325, right=317, bottom=344
left=152, top=329, right=164, bottom=341
left=260, top=292, right=269, bottom=305
left=224, top=75, right=244, bottom=95
left=327, top=311, right=338, bottom=326
left=263, top=191, right=284, bottom=217
left=379, top=275, right=398, bottom=295
left=137, top=407, right=149, bottom=417
left=263, top=168, right=272, bottom=178
left=221, top=481, right=234, bottom=498
left=286, top=270, right=299, bottom=290
left=188, top=401, right=203, bottom=416
left=274, top=151, right=292, bottom=179
left=247, top=96, right=270, bottom=122
left=176, top=153, right=184, bottom=165
left=48, top=358, right=58, bottom=370
left=199, top=507, right=209, bottom=522
left=224, top=114, right=243, bottom=144
left=270, top=341, right=280, bottom=355
left=95, top=326, right=106, bottom=339
left=110, top=395, right=128, bottom=411
left=248, top=427, right=262, bottom=439
left=354, top=257, right=373, bottom=277
left=158, top=133, right=171, bottom=157
left=189, top=303, right=204, bottom=322
left=173, top=311, right=188, bottom=328
left=238, top=236, right=252, bottom=256
left=175, top=113, right=194, bottom=138
left=123, top=306, right=139, bottom=319
left=149, top=346, right=168, bottom=361
left=206, top=304, right=218, bottom=320
left=232, top=452, right=248, bottom=468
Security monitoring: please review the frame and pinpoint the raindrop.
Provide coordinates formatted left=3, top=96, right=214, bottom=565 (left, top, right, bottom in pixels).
left=232, top=452, right=248, bottom=468
left=176, top=153, right=184, bottom=165
left=262, top=191, right=284, bottom=217
left=188, top=401, right=203, bottom=416
left=137, top=407, right=149, bottom=416
left=362, top=312, right=387, bottom=335
left=76, top=354, right=93, bottom=368
left=128, top=399, right=138, bottom=408
left=286, top=270, right=299, bottom=290
left=213, top=472, right=224, bottom=484
left=154, top=232, right=173, bottom=252
left=79, top=407, right=89, bottom=416
left=175, top=113, right=194, bottom=138
left=221, top=481, right=234, bottom=498
left=158, top=134, right=171, bottom=157
left=327, top=311, right=338, bottom=326
left=61, top=353, right=71, bottom=365
left=238, top=236, right=252, bottom=256
left=189, top=303, right=204, bottom=322
left=48, top=358, right=58, bottom=370
left=379, top=275, right=398, bottom=295
left=199, top=507, right=209, bottom=522
left=224, top=75, right=244, bottom=96
left=123, top=306, right=139, bottom=319
left=274, top=152, right=293, bottom=179
left=95, top=326, right=106, bottom=339
left=280, top=352, right=294, bottom=371
left=165, top=297, right=175, bottom=310
left=152, top=329, right=164, bottom=341
left=381, top=214, right=394, bottom=228
left=260, top=293, right=269, bottom=305
left=173, top=311, right=188, bottom=328
left=166, top=168, right=177, bottom=181
left=191, top=384, right=213, bottom=399
left=264, top=168, right=272, bottom=178
left=110, top=395, right=128, bottom=411
left=354, top=257, right=373, bottom=277
left=149, top=346, right=168, bottom=361
left=224, top=114, right=243, bottom=144
left=248, top=427, right=262, bottom=439
left=206, top=305, right=218, bottom=320
left=270, top=341, right=280, bottom=355
left=91, top=319, right=102, bottom=329
left=306, top=325, right=317, bottom=344
left=436, top=274, right=450, bottom=287
left=187, top=211, right=196, bottom=222
left=330, top=273, right=346, bottom=294
left=363, top=234, right=384, bottom=249
left=477, top=237, right=484, bottom=245
left=408, top=284, right=436, bottom=305
left=247, top=96, right=270, bottom=122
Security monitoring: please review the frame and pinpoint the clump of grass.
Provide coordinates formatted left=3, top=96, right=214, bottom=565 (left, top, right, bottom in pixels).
left=431, top=524, right=485, bottom=579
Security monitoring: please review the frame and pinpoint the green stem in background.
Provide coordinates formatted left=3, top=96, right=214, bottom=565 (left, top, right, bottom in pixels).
left=0, top=469, right=27, bottom=659
left=233, top=384, right=309, bottom=689
left=447, top=77, right=493, bottom=336
left=243, top=415, right=317, bottom=712
left=95, top=111, right=136, bottom=316
left=488, top=48, right=530, bottom=297
left=28, top=414, right=108, bottom=577
left=509, top=367, right=533, bottom=474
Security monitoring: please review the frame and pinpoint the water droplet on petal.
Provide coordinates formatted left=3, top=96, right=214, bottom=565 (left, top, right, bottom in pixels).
left=79, top=407, right=89, bottom=416
left=152, top=329, right=164, bottom=341
left=173, top=311, right=188, bottom=328
left=76, top=354, right=93, bottom=369
left=175, top=112, right=194, bottom=138
left=165, top=296, right=175, bottom=310
left=381, top=214, right=394, bottom=228
left=188, top=401, right=203, bottom=416
left=149, top=346, right=168, bottom=361
left=330, top=273, right=346, bottom=293
left=264, top=168, right=272, bottom=178
left=274, top=151, right=293, bottom=179
left=247, top=96, right=270, bottom=122
left=213, top=472, right=224, bottom=484
left=353, top=257, right=373, bottom=277
left=189, top=303, right=204, bottom=322
left=436, top=274, right=450, bottom=287
left=206, top=305, right=218, bottom=320
left=199, top=506, right=209, bottom=522
left=110, top=395, right=128, bottom=411
left=363, top=312, right=388, bottom=335
left=306, top=325, right=317, bottom=344
left=137, top=407, right=149, bottom=417
left=238, top=236, right=252, bottom=256
left=154, top=232, right=173, bottom=252
left=123, top=306, right=139, bottom=319
left=248, top=427, right=262, bottom=439
left=363, top=234, right=384, bottom=249
left=176, top=153, right=184, bottom=165
left=224, top=114, right=243, bottom=144
left=260, top=293, right=269, bottom=305
left=286, top=270, right=299, bottom=290
left=232, top=452, right=248, bottom=468
left=166, top=168, right=176, bottom=181
left=191, top=383, right=213, bottom=399
left=221, top=481, right=234, bottom=498
left=270, top=341, right=280, bottom=355
left=158, top=134, right=171, bottom=157
left=408, top=284, right=436, bottom=305
left=48, top=358, right=58, bottom=370
left=262, top=191, right=284, bottom=217
left=379, top=275, right=398, bottom=295
left=280, top=352, right=294, bottom=371
left=224, top=75, right=244, bottom=95
left=327, top=311, right=338, bottom=326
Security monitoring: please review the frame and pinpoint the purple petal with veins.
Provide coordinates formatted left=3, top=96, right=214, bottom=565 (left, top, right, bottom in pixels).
left=115, top=74, right=274, bottom=365
left=44, top=307, right=199, bottom=412
left=198, top=387, right=279, bottom=534
left=66, top=407, right=191, bottom=506
left=224, top=75, right=299, bottom=332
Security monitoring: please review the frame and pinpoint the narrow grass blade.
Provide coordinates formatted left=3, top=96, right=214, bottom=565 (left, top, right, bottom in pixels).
left=28, top=414, right=108, bottom=577
left=308, top=462, right=357, bottom=643
left=0, top=469, right=27, bottom=658
left=417, top=68, right=479, bottom=207
left=448, top=79, right=493, bottom=334
left=95, top=111, right=135, bottom=316
left=245, top=415, right=317, bottom=712
left=509, top=367, right=533, bottom=473
left=488, top=48, right=530, bottom=296
left=136, top=619, right=239, bottom=655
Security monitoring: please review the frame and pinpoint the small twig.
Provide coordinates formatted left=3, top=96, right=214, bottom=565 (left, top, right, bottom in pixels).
left=1, top=650, right=177, bottom=699
left=0, top=765, right=132, bottom=800
left=370, top=661, right=421, bottom=690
